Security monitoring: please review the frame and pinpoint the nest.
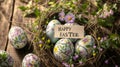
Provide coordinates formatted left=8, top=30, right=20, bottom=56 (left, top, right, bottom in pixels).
left=20, top=0, right=120, bottom=67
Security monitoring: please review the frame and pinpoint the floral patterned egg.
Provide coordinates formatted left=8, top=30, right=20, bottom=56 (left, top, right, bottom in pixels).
left=75, top=35, right=95, bottom=58
left=22, top=53, right=40, bottom=67
left=75, top=45, right=88, bottom=58
left=8, top=26, right=28, bottom=49
left=64, top=23, right=79, bottom=42
left=0, top=50, right=14, bottom=67
left=79, top=35, right=95, bottom=46
left=46, top=20, right=61, bottom=43
left=53, top=39, right=74, bottom=62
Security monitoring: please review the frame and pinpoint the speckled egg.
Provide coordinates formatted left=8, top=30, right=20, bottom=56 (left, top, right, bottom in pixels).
left=75, top=35, right=95, bottom=58
left=64, top=23, right=79, bottom=42
left=8, top=26, right=28, bottom=49
left=46, top=20, right=61, bottom=43
left=0, top=50, right=14, bottom=67
left=22, top=53, right=40, bottom=67
left=53, top=39, right=74, bottom=62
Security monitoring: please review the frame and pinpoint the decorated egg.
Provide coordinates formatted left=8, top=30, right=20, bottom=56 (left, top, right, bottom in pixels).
left=75, top=46, right=88, bottom=58
left=53, top=39, right=74, bottom=62
left=79, top=35, right=95, bottom=46
left=0, top=50, right=14, bottom=67
left=64, top=23, right=79, bottom=42
left=8, top=26, right=28, bottom=49
left=75, top=35, right=95, bottom=58
left=46, top=20, right=61, bottom=43
left=22, top=53, right=40, bottom=67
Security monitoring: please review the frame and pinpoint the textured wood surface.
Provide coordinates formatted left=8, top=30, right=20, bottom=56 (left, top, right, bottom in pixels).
left=0, top=0, right=34, bottom=67
left=7, top=41, right=33, bottom=67
left=0, top=0, right=13, bottom=50
left=6, top=0, right=34, bottom=67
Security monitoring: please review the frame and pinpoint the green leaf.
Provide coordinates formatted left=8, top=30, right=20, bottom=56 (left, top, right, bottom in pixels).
left=81, top=2, right=89, bottom=10
left=48, top=2, right=54, bottom=5
left=19, top=6, right=27, bottom=11
left=34, top=8, right=40, bottom=17
left=0, top=52, right=7, bottom=60
left=109, top=34, right=120, bottom=48
left=79, top=17, right=88, bottom=24
left=100, top=39, right=111, bottom=49
left=86, top=45, right=92, bottom=48
left=110, top=34, right=119, bottom=40
left=80, top=57, right=87, bottom=62
left=98, top=18, right=113, bottom=27
left=34, top=0, right=39, bottom=3
left=112, top=4, right=117, bottom=10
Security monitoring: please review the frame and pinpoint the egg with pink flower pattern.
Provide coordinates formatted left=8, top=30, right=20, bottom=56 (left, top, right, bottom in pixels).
left=22, top=53, right=40, bottom=67
left=8, top=26, right=28, bottom=49
left=53, top=39, right=74, bottom=62
left=75, top=35, right=95, bottom=58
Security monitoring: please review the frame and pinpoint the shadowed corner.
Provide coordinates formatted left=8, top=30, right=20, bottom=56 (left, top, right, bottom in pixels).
left=15, top=40, right=34, bottom=61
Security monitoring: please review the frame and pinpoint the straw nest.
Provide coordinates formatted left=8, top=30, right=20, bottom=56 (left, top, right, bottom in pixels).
left=20, top=0, right=120, bottom=67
